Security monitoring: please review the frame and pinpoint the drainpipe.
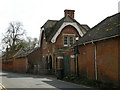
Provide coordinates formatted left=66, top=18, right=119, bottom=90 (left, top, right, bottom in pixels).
left=26, top=57, right=28, bottom=73
left=94, top=42, right=97, bottom=80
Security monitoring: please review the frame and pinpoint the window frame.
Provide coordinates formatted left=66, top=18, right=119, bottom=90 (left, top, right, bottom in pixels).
left=63, top=36, right=68, bottom=46
left=63, top=34, right=75, bottom=46
left=69, top=36, right=74, bottom=45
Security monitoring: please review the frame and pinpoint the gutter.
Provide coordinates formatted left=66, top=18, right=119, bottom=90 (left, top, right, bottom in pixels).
left=72, top=34, right=120, bottom=47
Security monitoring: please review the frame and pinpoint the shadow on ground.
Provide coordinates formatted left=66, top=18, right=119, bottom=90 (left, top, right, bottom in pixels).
left=1, top=71, right=94, bottom=90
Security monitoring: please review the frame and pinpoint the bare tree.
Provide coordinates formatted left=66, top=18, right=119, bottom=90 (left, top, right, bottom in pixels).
left=23, top=37, right=39, bottom=50
left=2, top=21, right=26, bottom=50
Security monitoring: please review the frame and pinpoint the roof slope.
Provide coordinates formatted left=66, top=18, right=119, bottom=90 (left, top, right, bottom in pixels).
left=81, top=24, right=90, bottom=31
left=2, top=49, right=19, bottom=60
left=42, top=15, right=89, bottom=42
left=14, top=47, right=40, bottom=58
left=42, top=20, right=58, bottom=29
left=2, top=47, right=41, bottom=59
left=77, top=12, right=120, bottom=45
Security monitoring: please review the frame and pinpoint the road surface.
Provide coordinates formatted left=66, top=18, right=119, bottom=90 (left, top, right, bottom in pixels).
left=0, top=71, right=93, bottom=89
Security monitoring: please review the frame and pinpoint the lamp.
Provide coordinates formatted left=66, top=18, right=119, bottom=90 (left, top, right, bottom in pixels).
left=75, top=34, right=79, bottom=41
left=74, top=35, right=80, bottom=55
left=74, top=34, right=80, bottom=76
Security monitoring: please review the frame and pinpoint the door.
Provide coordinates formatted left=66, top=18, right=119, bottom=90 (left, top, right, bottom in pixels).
left=63, top=55, right=71, bottom=76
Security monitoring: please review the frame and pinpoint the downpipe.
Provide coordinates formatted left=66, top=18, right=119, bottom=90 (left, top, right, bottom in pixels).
left=94, top=42, right=97, bottom=80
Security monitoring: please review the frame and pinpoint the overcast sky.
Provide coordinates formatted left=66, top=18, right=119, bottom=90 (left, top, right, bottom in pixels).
left=0, top=0, right=119, bottom=50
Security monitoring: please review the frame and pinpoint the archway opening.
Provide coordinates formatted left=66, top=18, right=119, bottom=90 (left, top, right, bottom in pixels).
left=49, top=55, right=52, bottom=70
left=46, top=56, right=48, bottom=69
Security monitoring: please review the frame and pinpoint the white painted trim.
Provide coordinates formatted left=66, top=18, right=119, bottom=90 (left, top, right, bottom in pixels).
left=39, top=28, right=44, bottom=47
left=51, top=22, right=84, bottom=43
left=57, top=56, right=63, bottom=59
left=64, top=44, right=68, bottom=47
left=41, top=27, right=44, bottom=31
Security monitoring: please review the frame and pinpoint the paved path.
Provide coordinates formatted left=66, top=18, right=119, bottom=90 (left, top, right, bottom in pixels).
left=0, top=71, right=94, bottom=89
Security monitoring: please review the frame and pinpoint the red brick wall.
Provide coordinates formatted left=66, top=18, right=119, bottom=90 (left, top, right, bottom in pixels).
left=78, top=44, right=95, bottom=79
left=96, top=37, right=119, bottom=83
left=54, top=25, right=81, bottom=72
left=118, top=37, right=120, bottom=83
left=70, top=57, right=75, bottom=74
left=77, top=37, right=119, bottom=83
left=13, top=57, right=27, bottom=73
left=2, top=59, right=14, bottom=71
left=55, top=25, right=80, bottom=47
left=41, top=32, right=49, bottom=69
left=53, top=25, right=80, bottom=72
left=27, top=48, right=43, bottom=67
left=64, top=10, right=75, bottom=18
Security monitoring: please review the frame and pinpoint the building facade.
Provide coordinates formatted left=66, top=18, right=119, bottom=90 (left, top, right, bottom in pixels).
left=39, top=10, right=89, bottom=75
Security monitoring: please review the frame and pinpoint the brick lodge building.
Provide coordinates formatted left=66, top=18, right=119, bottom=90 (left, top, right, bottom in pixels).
left=39, top=10, right=90, bottom=75
left=39, top=10, right=120, bottom=84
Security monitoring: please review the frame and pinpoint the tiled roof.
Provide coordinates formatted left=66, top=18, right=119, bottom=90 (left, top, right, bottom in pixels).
left=42, top=20, right=58, bottom=29
left=81, top=24, right=90, bottom=31
left=14, top=47, right=40, bottom=58
left=2, top=47, right=41, bottom=59
left=2, top=49, right=20, bottom=60
left=42, top=15, right=89, bottom=42
left=77, top=12, right=120, bottom=45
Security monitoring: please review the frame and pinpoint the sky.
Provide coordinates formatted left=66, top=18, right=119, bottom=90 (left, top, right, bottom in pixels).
left=0, top=0, right=119, bottom=51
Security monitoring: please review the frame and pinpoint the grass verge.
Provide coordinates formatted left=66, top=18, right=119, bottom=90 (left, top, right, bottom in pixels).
left=63, top=74, right=119, bottom=88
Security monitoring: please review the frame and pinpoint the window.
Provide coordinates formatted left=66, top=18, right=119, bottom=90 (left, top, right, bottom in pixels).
left=63, top=36, right=68, bottom=46
left=63, top=35, right=75, bottom=46
left=70, top=36, right=74, bottom=45
left=44, top=39, right=46, bottom=49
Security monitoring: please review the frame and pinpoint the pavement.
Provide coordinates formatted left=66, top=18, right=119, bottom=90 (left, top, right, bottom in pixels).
left=0, top=71, right=95, bottom=90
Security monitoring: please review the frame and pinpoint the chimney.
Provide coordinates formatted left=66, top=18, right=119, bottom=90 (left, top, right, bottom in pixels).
left=64, top=9, right=75, bottom=18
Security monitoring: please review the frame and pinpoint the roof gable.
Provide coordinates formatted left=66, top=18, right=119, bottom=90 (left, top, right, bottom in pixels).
left=51, top=22, right=84, bottom=43
left=41, top=15, right=88, bottom=42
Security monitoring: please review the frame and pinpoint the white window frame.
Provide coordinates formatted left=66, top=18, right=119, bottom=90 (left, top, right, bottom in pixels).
left=69, top=36, right=74, bottom=45
left=63, top=34, right=75, bottom=46
left=63, top=36, right=68, bottom=46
